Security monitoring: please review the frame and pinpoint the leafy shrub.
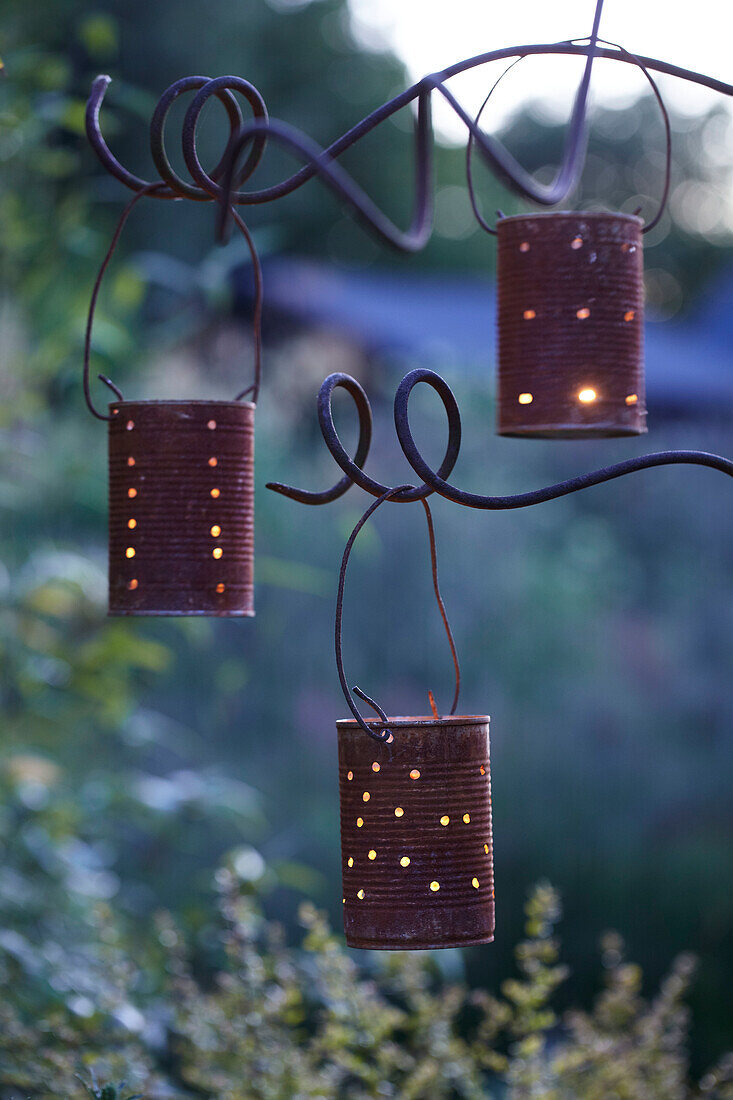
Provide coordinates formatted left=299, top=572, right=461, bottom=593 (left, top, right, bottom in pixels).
left=1, top=878, right=731, bottom=1098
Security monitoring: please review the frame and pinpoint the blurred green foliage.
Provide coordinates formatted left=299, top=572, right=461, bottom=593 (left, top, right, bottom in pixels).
left=1, top=0, right=732, bottom=1091
left=2, top=844, right=733, bottom=1098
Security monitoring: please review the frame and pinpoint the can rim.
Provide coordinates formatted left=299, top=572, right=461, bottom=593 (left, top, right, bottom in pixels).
left=497, top=210, right=643, bottom=227
left=336, top=714, right=490, bottom=729
left=109, top=399, right=256, bottom=412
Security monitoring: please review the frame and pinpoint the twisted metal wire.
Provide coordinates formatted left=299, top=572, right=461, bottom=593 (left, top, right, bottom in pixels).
left=269, top=369, right=733, bottom=510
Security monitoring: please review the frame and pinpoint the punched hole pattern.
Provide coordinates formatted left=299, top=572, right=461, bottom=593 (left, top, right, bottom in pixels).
left=111, top=406, right=253, bottom=613
left=502, top=228, right=644, bottom=432
left=341, top=759, right=493, bottom=906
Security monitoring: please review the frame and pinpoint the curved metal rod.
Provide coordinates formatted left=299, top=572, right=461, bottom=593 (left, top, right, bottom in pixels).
left=214, top=35, right=673, bottom=248
left=268, top=371, right=462, bottom=504
left=211, top=41, right=731, bottom=217
left=213, top=108, right=434, bottom=252
left=214, top=0, right=600, bottom=218
left=467, top=38, right=672, bottom=235
left=149, top=75, right=266, bottom=202
left=335, top=488, right=461, bottom=742
left=394, top=368, right=733, bottom=508
left=87, top=36, right=733, bottom=215
left=87, top=74, right=246, bottom=200
left=266, top=374, right=373, bottom=504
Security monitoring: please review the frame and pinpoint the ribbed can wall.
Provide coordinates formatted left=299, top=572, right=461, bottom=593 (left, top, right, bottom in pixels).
left=337, top=715, right=494, bottom=950
left=108, top=400, right=254, bottom=616
left=497, top=212, right=646, bottom=438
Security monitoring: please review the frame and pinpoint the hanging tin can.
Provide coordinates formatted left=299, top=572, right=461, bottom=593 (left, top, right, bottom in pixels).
left=333, top=488, right=494, bottom=951
left=496, top=211, right=646, bottom=438
left=108, top=400, right=254, bottom=616
left=338, top=714, right=494, bottom=950
left=82, top=178, right=263, bottom=617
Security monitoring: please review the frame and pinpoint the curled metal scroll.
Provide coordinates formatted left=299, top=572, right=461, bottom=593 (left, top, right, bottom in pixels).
left=267, top=371, right=461, bottom=505
left=85, top=0, right=733, bottom=248
left=335, top=488, right=461, bottom=743
left=269, top=368, right=733, bottom=509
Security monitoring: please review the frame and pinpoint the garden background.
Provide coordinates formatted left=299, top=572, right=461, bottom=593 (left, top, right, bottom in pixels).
left=1, top=0, right=732, bottom=1094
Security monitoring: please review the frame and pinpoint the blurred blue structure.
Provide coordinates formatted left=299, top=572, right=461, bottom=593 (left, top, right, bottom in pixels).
left=249, top=257, right=733, bottom=414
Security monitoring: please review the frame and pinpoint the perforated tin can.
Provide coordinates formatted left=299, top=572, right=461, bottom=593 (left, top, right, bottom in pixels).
left=338, top=715, right=494, bottom=950
left=497, top=211, right=646, bottom=437
left=108, top=400, right=254, bottom=616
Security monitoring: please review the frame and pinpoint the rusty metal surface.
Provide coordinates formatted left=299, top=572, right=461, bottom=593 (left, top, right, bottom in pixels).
left=108, top=400, right=254, bottom=616
left=497, top=212, right=647, bottom=438
left=338, top=715, right=494, bottom=950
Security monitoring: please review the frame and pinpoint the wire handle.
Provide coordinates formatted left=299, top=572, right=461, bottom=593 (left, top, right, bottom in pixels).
left=335, top=486, right=461, bottom=743
left=82, top=189, right=263, bottom=420
left=467, top=37, right=672, bottom=235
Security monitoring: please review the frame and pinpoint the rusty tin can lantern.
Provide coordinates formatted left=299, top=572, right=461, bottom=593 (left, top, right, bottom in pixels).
left=83, top=176, right=263, bottom=617
left=108, top=400, right=254, bottom=615
left=334, top=489, right=494, bottom=950
left=338, top=715, right=494, bottom=950
left=496, top=211, right=646, bottom=438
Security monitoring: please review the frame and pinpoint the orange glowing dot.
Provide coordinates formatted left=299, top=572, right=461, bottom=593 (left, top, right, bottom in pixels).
left=625, top=393, right=639, bottom=405
left=484, top=843, right=490, bottom=854
left=394, top=807, right=404, bottom=818
left=371, top=762, right=380, bottom=773
left=368, top=850, right=376, bottom=860
left=518, top=392, right=533, bottom=405
left=207, top=419, right=217, bottom=430
left=128, top=488, right=137, bottom=498
left=429, top=881, right=440, bottom=892
left=385, top=733, right=394, bottom=744
left=347, top=771, right=354, bottom=781
left=342, top=897, right=345, bottom=904
left=409, top=769, right=421, bottom=780
left=112, top=408, right=119, bottom=415
left=621, top=242, right=630, bottom=253
left=480, top=765, right=486, bottom=775
left=127, top=457, right=135, bottom=467
left=400, top=856, right=411, bottom=867
left=212, top=548, right=223, bottom=559
left=210, top=488, right=220, bottom=499
left=126, top=420, right=134, bottom=431
left=356, top=817, right=364, bottom=828
left=578, top=388, right=597, bottom=403
left=125, top=547, right=135, bottom=559
left=357, top=889, right=365, bottom=900
left=208, top=457, right=218, bottom=467
left=463, top=813, right=471, bottom=823
left=523, top=309, right=536, bottom=320
left=440, top=815, right=450, bottom=826
left=576, top=307, right=591, bottom=319
left=347, top=856, right=354, bottom=868
left=624, top=310, right=636, bottom=322
left=210, top=525, right=221, bottom=537
left=128, top=518, right=136, bottom=529
left=571, top=236, right=583, bottom=249
left=216, top=583, right=225, bottom=594
left=128, top=579, right=138, bottom=591
left=362, top=792, right=370, bottom=802
left=472, top=877, right=480, bottom=889
left=519, top=241, right=530, bottom=252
